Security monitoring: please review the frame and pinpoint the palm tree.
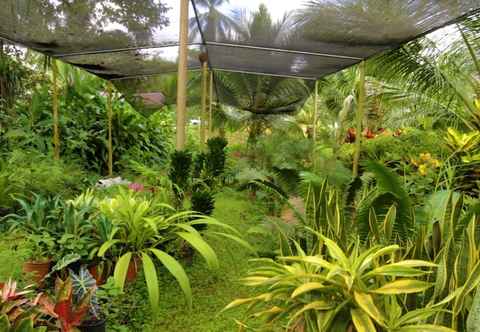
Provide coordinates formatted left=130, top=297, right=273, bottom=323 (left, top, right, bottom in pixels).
left=190, top=0, right=238, bottom=41
left=370, top=12, right=480, bottom=130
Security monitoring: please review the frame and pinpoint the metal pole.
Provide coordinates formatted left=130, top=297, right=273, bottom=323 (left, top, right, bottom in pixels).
left=52, top=59, right=60, bottom=160
left=200, top=55, right=208, bottom=148
left=107, top=83, right=113, bottom=177
left=208, top=70, right=213, bottom=138
left=175, top=0, right=189, bottom=150
left=353, top=61, right=366, bottom=177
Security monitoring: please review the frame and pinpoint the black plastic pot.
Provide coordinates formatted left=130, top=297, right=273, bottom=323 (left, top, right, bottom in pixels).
left=79, top=319, right=106, bottom=332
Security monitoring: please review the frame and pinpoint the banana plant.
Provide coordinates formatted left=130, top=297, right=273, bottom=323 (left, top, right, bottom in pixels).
left=97, top=188, right=253, bottom=313
left=224, top=233, right=450, bottom=332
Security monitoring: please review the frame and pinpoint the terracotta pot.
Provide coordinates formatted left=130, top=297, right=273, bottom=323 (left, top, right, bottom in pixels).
left=88, top=265, right=106, bottom=286
left=23, top=260, right=51, bottom=284
left=126, top=258, right=141, bottom=283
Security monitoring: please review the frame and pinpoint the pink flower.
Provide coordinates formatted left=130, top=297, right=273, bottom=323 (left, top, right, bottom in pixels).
left=128, top=183, right=145, bottom=192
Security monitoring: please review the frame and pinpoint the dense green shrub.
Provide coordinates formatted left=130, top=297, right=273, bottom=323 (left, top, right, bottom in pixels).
left=192, top=152, right=207, bottom=179
left=191, top=190, right=215, bottom=232
left=169, top=150, right=192, bottom=205
left=1, top=67, right=173, bottom=175
left=205, top=137, right=228, bottom=178
left=0, top=149, right=87, bottom=213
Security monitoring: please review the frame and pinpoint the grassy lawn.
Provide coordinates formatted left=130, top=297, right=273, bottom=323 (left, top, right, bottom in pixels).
left=149, top=189, right=265, bottom=331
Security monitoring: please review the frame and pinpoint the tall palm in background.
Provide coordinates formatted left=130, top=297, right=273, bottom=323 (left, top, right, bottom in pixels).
left=190, top=0, right=238, bottom=41
left=370, top=12, right=480, bottom=130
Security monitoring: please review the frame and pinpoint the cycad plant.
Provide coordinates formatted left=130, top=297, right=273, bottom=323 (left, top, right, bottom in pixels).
left=97, top=189, right=252, bottom=312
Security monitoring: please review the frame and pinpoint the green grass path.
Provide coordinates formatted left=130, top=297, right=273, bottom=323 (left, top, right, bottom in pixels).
left=150, top=190, right=263, bottom=332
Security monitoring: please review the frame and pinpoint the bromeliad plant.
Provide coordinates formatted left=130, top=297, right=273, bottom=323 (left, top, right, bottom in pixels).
left=97, top=188, right=252, bottom=312
left=224, top=233, right=453, bottom=332
left=0, top=279, right=53, bottom=331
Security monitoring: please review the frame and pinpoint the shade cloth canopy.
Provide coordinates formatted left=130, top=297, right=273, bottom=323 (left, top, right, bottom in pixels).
left=1, top=0, right=478, bottom=113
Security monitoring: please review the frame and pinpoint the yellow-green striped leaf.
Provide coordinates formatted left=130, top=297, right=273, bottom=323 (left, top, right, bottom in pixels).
left=351, top=308, right=376, bottom=332
left=354, top=291, right=385, bottom=325
left=371, top=280, right=432, bottom=294
left=291, top=282, right=326, bottom=298
left=396, top=324, right=456, bottom=332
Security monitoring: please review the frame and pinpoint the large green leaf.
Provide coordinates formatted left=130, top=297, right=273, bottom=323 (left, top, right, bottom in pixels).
left=354, top=291, right=385, bottom=326
left=396, top=325, right=456, bottom=332
left=177, top=232, right=219, bottom=269
left=113, top=252, right=132, bottom=291
left=150, top=248, right=192, bottom=308
left=208, top=231, right=256, bottom=254
left=97, top=239, right=121, bottom=257
left=371, top=280, right=432, bottom=294
left=319, top=234, right=349, bottom=268
left=351, top=308, right=377, bottom=332
left=46, top=253, right=81, bottom=279
left=13, top=317, right=34, bottom=332
left=291, top=282, right=326, bottom=298
left=396, top=308, right=443, bottom=327
left=467, top=287, right=480, bottom=332
left=141, top=252, right=159, bottom=313
left=453, top=259, right=480, bottom=316
left=0, top=314, right=10, bottom=331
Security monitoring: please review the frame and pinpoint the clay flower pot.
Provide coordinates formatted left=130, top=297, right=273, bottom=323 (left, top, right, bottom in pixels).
left=126, top=258, right=141, bottom=283
left=23, top=260, right=52, bottom=284
left=88, top=265, right=107, bottom=286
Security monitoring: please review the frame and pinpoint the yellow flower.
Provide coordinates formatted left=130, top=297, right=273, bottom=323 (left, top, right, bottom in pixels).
left=411, top=158, right=418, bottom=167
left=420, top=153, right=431, bottom=162
left=419, top=164, right=428, bottom=176
left=475, top=98, right=480, bottom=111
left=431, top=159, right=441, bottom=168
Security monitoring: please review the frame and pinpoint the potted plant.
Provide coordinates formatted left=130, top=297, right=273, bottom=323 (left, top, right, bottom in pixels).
left=39, top=276, right=93, bottom=332
left=23, top=233, right=56, bottom=284
left=71, top=267, right=106, bottom=332
left=97, top=188, right=252, bottom=313
left=0, top=279, right=54, bottom=331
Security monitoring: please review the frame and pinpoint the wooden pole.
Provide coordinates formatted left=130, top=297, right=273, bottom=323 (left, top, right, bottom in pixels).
left=175, top=0, right=189, bottom=150
left=313, top=80, right=318, bottom=143
left=107, top=83, right=113, bottom=177
left=200, top=54, right=208, bottom=148
left=52, top=59, right=60, bottom=160
left=353, top=61, right=366, bottom=177
left=208, top=70, right=214, bottom=137
left=312, top=80, right=318, bottom=167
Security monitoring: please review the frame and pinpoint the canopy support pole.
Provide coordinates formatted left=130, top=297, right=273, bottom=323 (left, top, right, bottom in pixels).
left=208, top=70, right=213, bottom=138
left=52, top=59, right=60, bottom=160
left=312, top=80, right=318, bottom=166
left=175, top=0, right=189, bottom=151
left=313, top=80, right=318, bottom=143
left=107, top=83, right=113, bottom=177
left=353, top=61, right=366, bottom=177
left=200, top=55, right=208, bottom=148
